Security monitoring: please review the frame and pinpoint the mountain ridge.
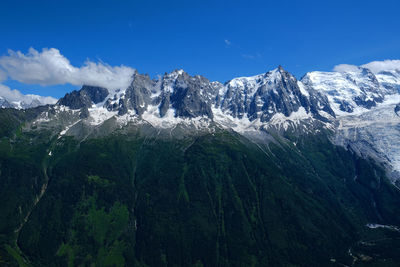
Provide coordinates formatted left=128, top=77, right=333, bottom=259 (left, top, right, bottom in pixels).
left=24, top=64, right=400, bottom=186
left=1, top=64, right=400, bottom=266
left=2, top=64, right=400, bottom=187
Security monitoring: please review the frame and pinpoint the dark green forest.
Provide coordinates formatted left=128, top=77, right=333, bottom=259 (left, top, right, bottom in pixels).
left=0, top=108, right=400, bottom=266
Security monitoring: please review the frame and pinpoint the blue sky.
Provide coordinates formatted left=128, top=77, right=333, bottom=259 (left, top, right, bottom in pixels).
left=1, top=0, right=400, bottom=98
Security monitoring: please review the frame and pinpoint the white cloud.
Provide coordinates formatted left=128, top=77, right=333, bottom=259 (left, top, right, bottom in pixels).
left=0, top=69, right=6, bottom=82
left=241, top=53, right=262, bottom=60
left=333, top=60, right=400, bottom=74
left=0, top=83, right=57, bottom=107
left=0, top=47, right=135, bottom=90
left=333, top=64, right=360, bottom=73
left=242, top=54, right=255, bottom=59
left=361, top=60, right=400, bottom=74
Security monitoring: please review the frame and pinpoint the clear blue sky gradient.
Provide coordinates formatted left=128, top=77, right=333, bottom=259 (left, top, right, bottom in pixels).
left=1, top=0, right=400, bottom=97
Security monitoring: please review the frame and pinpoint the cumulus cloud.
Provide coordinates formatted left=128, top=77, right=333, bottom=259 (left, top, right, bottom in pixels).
left=0, top=84, right=57, bottom=107
left=0, top=47, right=135, bottom=90
left=361, top=60, right=400, bottom=74
left=333, top=60, right=400, bottom=74
left=333, top=64, right=360, bottom=73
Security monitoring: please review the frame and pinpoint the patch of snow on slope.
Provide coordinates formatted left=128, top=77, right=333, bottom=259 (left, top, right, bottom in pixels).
left=213, top=106, right=313, bottom=133
left=116, top=110, right=137, bottom=126
left=212, top=107, right=263, bottom=133
left=141, top=105, right=211, bottom=129
left=297, top=81, right=309, bottom=97
left=88, top=107, right=118, bottom=125
left=58, top=120, right=80, bottom=138
left=269, top=107, right=312, bottom=131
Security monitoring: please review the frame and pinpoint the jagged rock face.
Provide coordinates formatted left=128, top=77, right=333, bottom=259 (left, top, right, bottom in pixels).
left=58, top=85, right=109, bottom=109
left=151, top=70, right=215, bottom=118
left=115, top=71, right=155, bottom=115
left=103, top=70, right=216, bottom=119
left=158, top=91, right=170, bottom=117
left=168, top=72, right=214, bottom=119
left=23, top=65, right=400, bottom=187
left=79, top=107, right=90, bottom=119
left=304, top=86, right=335, bottom=121
left=57, top=67, right=333, bottom=124
left=218, top=67, right=332, bottom=122
left=82, top=86, right=109, bottom=104
left=53, top=66, right=400, bottom=131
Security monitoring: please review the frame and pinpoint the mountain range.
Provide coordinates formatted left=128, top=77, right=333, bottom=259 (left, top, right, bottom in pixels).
left=18, top=64, right=400, bottom=186
left=1, top=64, right=400, bottom=266
left=0, top=87, right=56, bottom=109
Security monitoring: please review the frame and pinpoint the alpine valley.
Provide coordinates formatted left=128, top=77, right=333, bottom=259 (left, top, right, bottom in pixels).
left=1, top=64, right=400, bottom=266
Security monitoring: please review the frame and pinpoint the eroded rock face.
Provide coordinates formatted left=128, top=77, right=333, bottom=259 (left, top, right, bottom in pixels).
left=56, top=67, right=336, bottom=125
left=102, top=70, right=215, bottom=119
left=117, top=71, right=154, bottom=116
left=58, top=85, right=109, bottom=109
left=168, top=72, right=214, bottom=119
left=218, top=66, right=333, bottom=122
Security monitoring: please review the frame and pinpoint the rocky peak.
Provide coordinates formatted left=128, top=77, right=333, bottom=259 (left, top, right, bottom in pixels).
left=218, top=66, right=324, bottom=122
left=52, top=66, right=341, bottom=130
left=102, top=69, right=215, bottom=119
left=116, top=71, right=155, bottom=115
left=57, top=85, right=109, bottom=109
left=168, top=72, right=214, bottom=119
left=152, top=69, right=215, bottom=119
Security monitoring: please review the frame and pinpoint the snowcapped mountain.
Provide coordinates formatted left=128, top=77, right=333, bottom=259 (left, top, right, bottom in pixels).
left=375, top=69, right=400, bottom=93
left=51, top=65, right=399, bottom=132
left=334, top=95, right=400, bottom=186
left=217, top=66, right=333, bottom=123
left=47, top=64, right=400, bottom=137
left=0, top=84, right=57, bottom=109
left=24, top=63, right=400, bottom=185
left=0, top=94, right=56, bottom=109
left=3, top=63, right=400, bottom=266
left=48, top=66, right=334, bottom=135
left=302, top=67, right=400, bottom=187
left=301, top=67, right=384, bottom=115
